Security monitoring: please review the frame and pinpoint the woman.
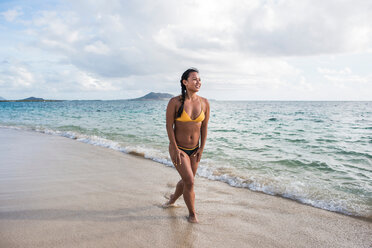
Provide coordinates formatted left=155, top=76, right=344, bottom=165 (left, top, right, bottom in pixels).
left=165, top=68, right=210, bottom=223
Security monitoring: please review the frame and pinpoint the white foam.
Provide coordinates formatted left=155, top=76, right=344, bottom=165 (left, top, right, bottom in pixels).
left=195, top=163, right=367, bottom=217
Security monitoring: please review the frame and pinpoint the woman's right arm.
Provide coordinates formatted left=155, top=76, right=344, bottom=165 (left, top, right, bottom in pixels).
left=166, top=98, right=181, bottom=165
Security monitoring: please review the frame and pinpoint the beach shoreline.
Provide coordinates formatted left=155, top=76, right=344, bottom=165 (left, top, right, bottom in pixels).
left=1, top=127, right=371, bottom=248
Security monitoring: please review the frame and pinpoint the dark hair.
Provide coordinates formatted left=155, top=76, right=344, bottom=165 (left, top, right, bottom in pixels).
left=177, top=68, right=199, bottom=118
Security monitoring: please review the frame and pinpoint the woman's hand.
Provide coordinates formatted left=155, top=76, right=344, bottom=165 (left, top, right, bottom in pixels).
left=192, top=148, right=203, bottom=162
left=170, top=145, right=182, bottom=166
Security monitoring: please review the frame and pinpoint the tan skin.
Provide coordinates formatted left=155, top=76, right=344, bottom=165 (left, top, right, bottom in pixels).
left=165, top=72, right=210, bottom=223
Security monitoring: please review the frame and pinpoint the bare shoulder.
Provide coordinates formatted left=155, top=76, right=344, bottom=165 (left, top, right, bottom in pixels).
left=167, top=96, right=182, bottom=108
left=199, top=96, right=210, bottom=108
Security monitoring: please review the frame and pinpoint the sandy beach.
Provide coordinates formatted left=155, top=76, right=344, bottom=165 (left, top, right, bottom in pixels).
left=0, top=128, right=371, bottom=248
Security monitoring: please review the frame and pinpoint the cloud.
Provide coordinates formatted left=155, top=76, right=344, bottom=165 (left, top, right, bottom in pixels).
left=26, top=1, right=371, bottom=67
left=0, top=60, right=35, bottom=88
left=235, top=0, right=372, bottom=55
left=0, top=0, right=371, bottom=100
left=22, top=1, right=305, bottom=76
left=22, top=7, right=164, bottom=78
left=84, top=40, right=110, bottom=55
left=317, top=67, right=352, bottom=75
left=318, top=67, right=370, bottom=84
left=1, top=8, right=23, bottom=22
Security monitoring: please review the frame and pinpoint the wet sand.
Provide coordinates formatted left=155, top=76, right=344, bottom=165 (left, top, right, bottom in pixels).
left=0, top=128, right=371, bottom=248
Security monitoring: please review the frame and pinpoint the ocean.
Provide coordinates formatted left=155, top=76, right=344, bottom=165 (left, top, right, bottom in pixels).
left=1, top=100, right=371, bottom=219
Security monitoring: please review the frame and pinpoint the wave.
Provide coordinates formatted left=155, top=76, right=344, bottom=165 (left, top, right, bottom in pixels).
left=267, top=117, right=278, bottom=121
left=196, top=164, right=371, bottom=219
left=1, top=124, right=370, bottom=220
left=335, top=148, right=372, bottom=160
left=212, top=129, right=238, bottom=133
left=284, top=138, right=309, bottom=143
left=315, top=138, right=337, bottom=143
left=273, top=159, right=332, bottom=171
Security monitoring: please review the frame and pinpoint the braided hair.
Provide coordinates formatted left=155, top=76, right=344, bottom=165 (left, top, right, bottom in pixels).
left=177, top=68, right=199, bottom=118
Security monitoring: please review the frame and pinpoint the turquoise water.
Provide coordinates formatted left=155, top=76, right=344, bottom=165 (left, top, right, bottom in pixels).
left=1, top=100, right=371, bottom=218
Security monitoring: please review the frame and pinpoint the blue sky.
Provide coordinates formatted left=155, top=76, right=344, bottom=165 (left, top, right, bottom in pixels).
left=0, top=0, right=371, bottom=100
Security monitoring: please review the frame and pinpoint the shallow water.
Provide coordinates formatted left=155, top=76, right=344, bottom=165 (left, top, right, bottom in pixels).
left=1, top=100, right=371, bottom=218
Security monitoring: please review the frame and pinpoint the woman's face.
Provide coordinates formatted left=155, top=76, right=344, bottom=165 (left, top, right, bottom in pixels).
left=183, top=72, right=201, bottom=92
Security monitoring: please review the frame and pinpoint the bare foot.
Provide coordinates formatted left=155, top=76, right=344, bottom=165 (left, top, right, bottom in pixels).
left=187, top=214, right=199, bottom=223
left=162, top=202, right=179, bottom=208
left=162, top=194, right=178, bottom=208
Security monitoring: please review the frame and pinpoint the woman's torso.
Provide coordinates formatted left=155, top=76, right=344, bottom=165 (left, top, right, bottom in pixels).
left=174, top=96, right=204, bottom=148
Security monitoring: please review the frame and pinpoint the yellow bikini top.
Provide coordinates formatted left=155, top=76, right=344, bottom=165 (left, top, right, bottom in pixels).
left=176, top=97, right=205, bottom=123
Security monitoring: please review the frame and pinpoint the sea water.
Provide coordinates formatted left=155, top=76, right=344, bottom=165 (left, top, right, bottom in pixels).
left=1, top=100, right=371, bottom=219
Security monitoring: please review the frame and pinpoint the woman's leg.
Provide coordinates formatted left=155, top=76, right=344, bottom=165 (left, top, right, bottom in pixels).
left=175, top=153, right=198, bottom=222
left=168, top=152, right=199, bottom=204
left=189, top=153, right=200, bottom=176
left=167, top=180, right=183, bottom=204
left=167, top=146, right=199, bottom=222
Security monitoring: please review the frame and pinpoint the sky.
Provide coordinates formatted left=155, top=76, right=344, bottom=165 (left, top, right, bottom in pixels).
left=0, top=0, right=371, bottom=100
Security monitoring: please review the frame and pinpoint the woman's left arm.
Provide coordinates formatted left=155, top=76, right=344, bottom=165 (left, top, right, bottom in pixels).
left=197, top=98, right=210, bottom=162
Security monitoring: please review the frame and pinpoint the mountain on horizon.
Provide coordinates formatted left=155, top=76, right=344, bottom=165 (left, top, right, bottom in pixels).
left=21, top=97, right=44, bottom=101
left=129, top=92, right=174, bottom=101
left=0, top=96, right=63, bottom=102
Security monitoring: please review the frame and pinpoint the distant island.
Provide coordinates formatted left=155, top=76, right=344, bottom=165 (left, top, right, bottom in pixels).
left=0, top=96, right=62, bottom=102
left=0, top=93, right=174, bottom=102
left=129, top=92, right=174, bottom=101
left=21, top=97, right=44, bottom=101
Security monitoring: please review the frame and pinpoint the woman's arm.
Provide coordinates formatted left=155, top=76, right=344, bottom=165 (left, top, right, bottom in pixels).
left=166, top=98, right=178, bottom=148
left=198, top=98, right=210, bottom=162
left=166, top=98, right=182, bottom=165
